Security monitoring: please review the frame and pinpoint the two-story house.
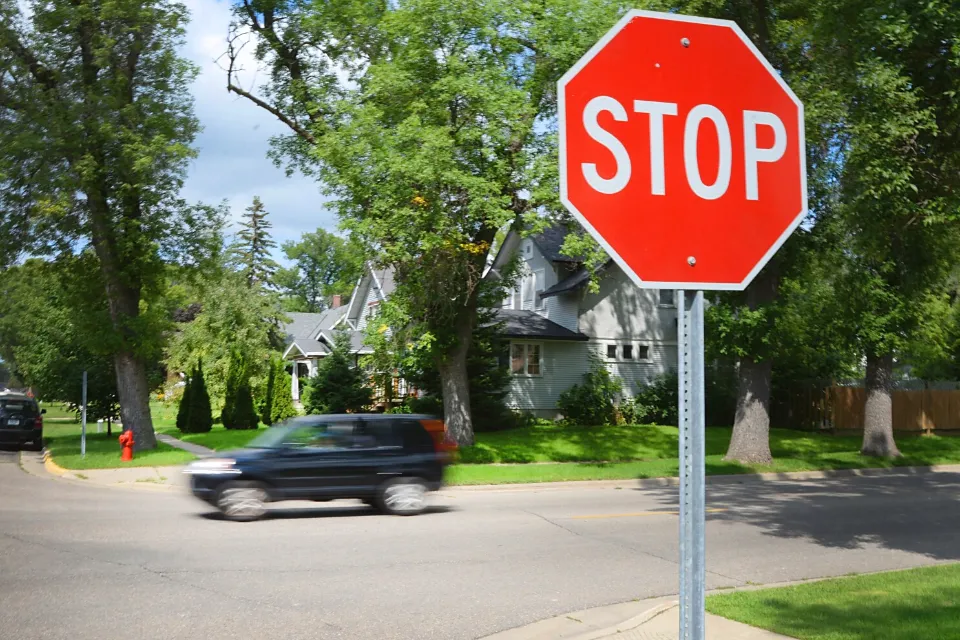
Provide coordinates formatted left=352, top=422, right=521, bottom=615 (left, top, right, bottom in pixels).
left=488, top=225, right=678, bottom=418
left=282, top=225, right=677, bottom=417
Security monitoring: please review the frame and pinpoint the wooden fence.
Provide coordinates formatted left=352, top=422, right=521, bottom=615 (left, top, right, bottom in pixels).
left=774, top=386, right=960, bottom=432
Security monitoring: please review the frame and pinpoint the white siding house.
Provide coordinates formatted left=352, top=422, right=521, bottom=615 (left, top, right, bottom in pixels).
left=490, top=226, right=678, bottom=419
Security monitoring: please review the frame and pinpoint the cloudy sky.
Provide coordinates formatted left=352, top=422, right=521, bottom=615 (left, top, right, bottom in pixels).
left=179, top=0, right=336, bottom=255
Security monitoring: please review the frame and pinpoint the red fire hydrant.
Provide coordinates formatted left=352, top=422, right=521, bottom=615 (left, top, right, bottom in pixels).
left=119, top=430, right=135, bottom=462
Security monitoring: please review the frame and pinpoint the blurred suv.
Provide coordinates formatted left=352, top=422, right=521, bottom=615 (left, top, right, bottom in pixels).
left=0, top=391, right=45, bottom=450
left=184, top=414, right=457, bottom=521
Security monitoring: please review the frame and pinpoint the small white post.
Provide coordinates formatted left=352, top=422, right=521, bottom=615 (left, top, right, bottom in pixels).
left=80, top=370, right=88, bottom=458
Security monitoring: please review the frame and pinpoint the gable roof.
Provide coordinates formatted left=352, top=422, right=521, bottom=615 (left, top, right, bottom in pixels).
left=531, top=224, right=583, bottom=263
left=540, top=260, right=614, bottom=299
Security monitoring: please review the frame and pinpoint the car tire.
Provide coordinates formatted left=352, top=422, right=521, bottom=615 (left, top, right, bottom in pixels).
left=216, top=481, right=269, bottom=522
left=377, top=477, right=428, bottom=516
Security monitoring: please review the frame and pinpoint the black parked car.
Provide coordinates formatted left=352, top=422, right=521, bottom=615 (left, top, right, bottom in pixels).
left=0, top=391, right=45, bottom=450
left=185, top=414, right=457, bottom=521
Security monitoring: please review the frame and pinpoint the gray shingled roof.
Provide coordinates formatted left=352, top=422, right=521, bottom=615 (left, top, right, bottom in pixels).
left=540, top=260, right=613, bottom=298
left=283, top=307, right=348, bottom=345
left=531, top=224, right=583, bottom=263
left=492, top=309, right=588, bottom=341
left=286, top=338, right=330, bottom=357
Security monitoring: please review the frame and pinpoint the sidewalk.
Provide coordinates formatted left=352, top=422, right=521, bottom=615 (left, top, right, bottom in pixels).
left=18, top=432, right=214, bottom=492
left=483, top=597, right=796, bottom=640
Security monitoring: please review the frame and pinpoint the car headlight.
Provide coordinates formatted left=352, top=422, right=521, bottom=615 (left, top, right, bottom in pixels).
left=183, top=458, right=241, bottom=475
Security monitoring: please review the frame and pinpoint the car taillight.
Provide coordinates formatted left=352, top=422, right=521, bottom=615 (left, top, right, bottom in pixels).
left=421, top=419, right=458, bottom=454
left=34, top=416, right=43, bottom=429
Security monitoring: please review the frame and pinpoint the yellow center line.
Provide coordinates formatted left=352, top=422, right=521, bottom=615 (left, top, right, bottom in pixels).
left=572, top=508, right=728, bottom=520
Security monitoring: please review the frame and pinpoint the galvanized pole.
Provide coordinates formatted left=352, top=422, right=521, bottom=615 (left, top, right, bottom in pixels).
left=678, top=290, right=706, bottom=640
left=80, top=370, right=87, bottom=458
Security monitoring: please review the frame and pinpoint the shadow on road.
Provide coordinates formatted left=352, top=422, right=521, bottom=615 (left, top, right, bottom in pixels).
left=197, top=504, right=455, bottom=522
left=654, top=472, right=960, bottom=561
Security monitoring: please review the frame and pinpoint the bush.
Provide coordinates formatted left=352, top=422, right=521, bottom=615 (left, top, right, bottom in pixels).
left=632, top=370, right=679, bottom=425
left=260, top=361, right=276, bottom=426
left=175, top=363, right=213, bottom=433
left=186, top=363, right=213, bottom=433
left=270, top=370, right=299, bottom=423
left=557, top=357, right=622, bottom=426
left=305, top=327, right=371, bottom=414
left=222, top=352, right=258, bottom=430
left=175, top=376, right=192, bottom=433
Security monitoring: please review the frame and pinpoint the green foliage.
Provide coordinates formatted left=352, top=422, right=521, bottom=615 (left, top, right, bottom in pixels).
left=270, top=370, right=299, bottom=423
left=175, top=376, right=192, bottom=433
left=557, top=356, right=622, bottom=427
left=231, top=0, right=645, bottom=441
left=0, top=0, right=223, bottom=444
left=185, top=364, right=213, bottom=434
left=228, top=196, right=279, bottom=288
left=631, top=371, right=679, bottom=426
left=0, top=258, right=126, bottom=421
left=305, top=328, right=371, bottom=414
left=231, top=379, right=259, bottom=431
left=260, top=362, right=276, bottom=426
left=166, top=269, right=286, bottom=405
left=275, top=229, right=364, bottom=313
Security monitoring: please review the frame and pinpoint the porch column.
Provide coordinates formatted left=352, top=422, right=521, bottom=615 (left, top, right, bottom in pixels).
left=292, top=362, right=300, bottom=402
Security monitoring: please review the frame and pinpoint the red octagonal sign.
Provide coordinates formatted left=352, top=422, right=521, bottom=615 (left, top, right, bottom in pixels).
left=559, top=11, right=806, bottom=290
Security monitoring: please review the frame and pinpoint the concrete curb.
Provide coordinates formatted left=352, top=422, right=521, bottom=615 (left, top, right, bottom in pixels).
left=449, top=462, right=960, bottom=493
left=570, top=601, right=677, bottom=640
left=42, top=450, right=69, bottom=477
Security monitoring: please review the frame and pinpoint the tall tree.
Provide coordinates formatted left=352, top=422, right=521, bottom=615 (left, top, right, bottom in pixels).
left=0, top=0, right=214, bottom=449
left=226, top=0, right=641, bottom=444
left=305, top=328, right=372, bottom=415
left=229, top=196, right=279, bottom=288
left=275, top=229, right=363, bottom=312
left=812, top=0, right=960, bottom=457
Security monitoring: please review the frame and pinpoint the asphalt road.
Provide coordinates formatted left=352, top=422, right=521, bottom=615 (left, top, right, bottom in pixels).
left=2, top=449, right=959, bottom=640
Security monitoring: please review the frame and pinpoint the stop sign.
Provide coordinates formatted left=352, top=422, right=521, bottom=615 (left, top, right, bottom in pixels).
left=559, top=11, right=806, bottom=290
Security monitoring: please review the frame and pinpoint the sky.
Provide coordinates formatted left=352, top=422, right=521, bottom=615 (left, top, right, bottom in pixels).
left=179, top=0, right=336, bottom=255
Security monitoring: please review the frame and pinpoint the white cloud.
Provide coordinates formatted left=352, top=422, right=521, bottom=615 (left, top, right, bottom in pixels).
left=179, top=0, right=336, bottom=251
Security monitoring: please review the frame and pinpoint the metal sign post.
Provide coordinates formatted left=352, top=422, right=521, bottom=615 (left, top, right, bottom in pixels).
left=80, top=370, right=87, bottom=458
left=677, top=290, right=706, bottom=640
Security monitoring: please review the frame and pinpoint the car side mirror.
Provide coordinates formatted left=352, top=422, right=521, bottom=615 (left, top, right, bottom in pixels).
left=41, top=409, right=46, bottom=415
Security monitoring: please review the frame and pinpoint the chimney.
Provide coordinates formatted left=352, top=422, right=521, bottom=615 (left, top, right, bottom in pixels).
left=331, top=294, right=343, bottom=309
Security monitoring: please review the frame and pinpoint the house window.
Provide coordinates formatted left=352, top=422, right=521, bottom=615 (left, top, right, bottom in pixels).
left=659, top=289, right=675, bottom=307
left=502, top=288, right=514, bottom=309
left=606, top=344, right=617, bottom=359
left=522, top=273, right=535, bottom=308
left=622, top=344, right=633, bottom=360
left=637, top=345, right=650, bottom=360
left=534, top=269, right=545, bottom=310
left=523, top=240, right=533, bottom=257
left=511, top=342, right=542, bottom=376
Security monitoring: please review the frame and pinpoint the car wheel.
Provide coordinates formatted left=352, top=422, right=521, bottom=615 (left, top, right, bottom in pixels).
left=217, top=481, right=269, bottom=522
left=378, top=477, right=428, bottom=516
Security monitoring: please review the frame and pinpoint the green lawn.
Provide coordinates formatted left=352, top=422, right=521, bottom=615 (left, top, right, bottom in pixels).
left=449, top=423, right=960, bottom=484
left=705, top=564, right=960, bottom=640
left=44, top=409, right=960, bottom=478
left=44, top=422, right=195, bottom=470
left=37, top=402, right=79, bottom=423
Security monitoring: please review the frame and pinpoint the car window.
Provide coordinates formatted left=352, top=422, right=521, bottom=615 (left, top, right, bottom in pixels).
left=0, top=399, right=36, bottom=415
left=357, top=420, right=402, bottom=448
left=265, top=421, right=358, bottom=450
left=396, top=419, right=434, bottom=451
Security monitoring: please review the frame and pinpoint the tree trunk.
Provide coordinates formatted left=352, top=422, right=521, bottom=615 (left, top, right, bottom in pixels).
left=114, top=351, right=156, bottom=450
left=725, top=358, right=773, bottom=464
left=861, top=352, right=900, bottom=457
left=437, top=309, right=476, bottom=447
left=724, top=264, right=779, bottom=464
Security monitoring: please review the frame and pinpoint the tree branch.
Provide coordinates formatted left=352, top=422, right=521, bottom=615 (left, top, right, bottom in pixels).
left=224, top=34, right=317, bottom=145
left=0, top=25, right=57, bottom=91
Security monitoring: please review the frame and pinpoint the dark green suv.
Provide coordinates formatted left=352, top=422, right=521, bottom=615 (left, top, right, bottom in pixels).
left=0, top=392, right=44, bottom=450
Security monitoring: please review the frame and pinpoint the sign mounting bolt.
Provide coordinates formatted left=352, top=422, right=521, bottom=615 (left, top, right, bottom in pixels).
left=681, top=37, right=690, bottom=47
left=687, top=256, right=696, bottom=266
